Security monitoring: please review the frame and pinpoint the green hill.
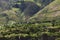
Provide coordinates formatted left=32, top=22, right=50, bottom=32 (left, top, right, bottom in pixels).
left=0, top=0, right=54, bottom=25
left=0, top=0, right=60, bottom=25
left=0, top=0, right=60, bottom=40
left=29, top=0, right=60, bottom=22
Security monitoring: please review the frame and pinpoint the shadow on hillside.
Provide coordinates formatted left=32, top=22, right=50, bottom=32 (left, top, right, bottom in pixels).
left=13, top=0, right=54, bottom=17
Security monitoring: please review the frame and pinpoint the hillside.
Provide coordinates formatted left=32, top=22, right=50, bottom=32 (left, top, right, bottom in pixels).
left=30, top=0, right=60, bottom=22
left=0, top=0, right=60, bottom=40
left=0, top=0, right=54, bottom=25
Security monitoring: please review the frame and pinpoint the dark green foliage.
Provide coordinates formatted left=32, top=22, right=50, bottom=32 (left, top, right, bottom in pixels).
left=0, top=0, right=60, bottom=40
left=0, top=21, right=60, bottom=40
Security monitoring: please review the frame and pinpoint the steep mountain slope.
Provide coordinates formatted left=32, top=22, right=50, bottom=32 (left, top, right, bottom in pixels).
left=13, top=0, right=54, bottom=21
left=0, top=1, right=41, bottom=25
left=0, top=0, right=55, bottom=25
left=30, top=0, right=60, bottom=22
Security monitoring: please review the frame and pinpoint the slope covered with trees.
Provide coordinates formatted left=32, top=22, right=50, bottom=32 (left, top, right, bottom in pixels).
left=0, top=0, right=60, bottom=40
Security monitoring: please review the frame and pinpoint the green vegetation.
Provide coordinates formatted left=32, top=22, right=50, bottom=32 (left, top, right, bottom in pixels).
left=0, top=22, right=60, bottom=40
left=0, top=0, right=60, bottom=40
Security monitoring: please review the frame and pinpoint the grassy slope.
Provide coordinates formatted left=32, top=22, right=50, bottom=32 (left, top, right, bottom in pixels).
left=29, top=0, right=60, bottom=21
left=0, top=0, right=59, bottom=25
